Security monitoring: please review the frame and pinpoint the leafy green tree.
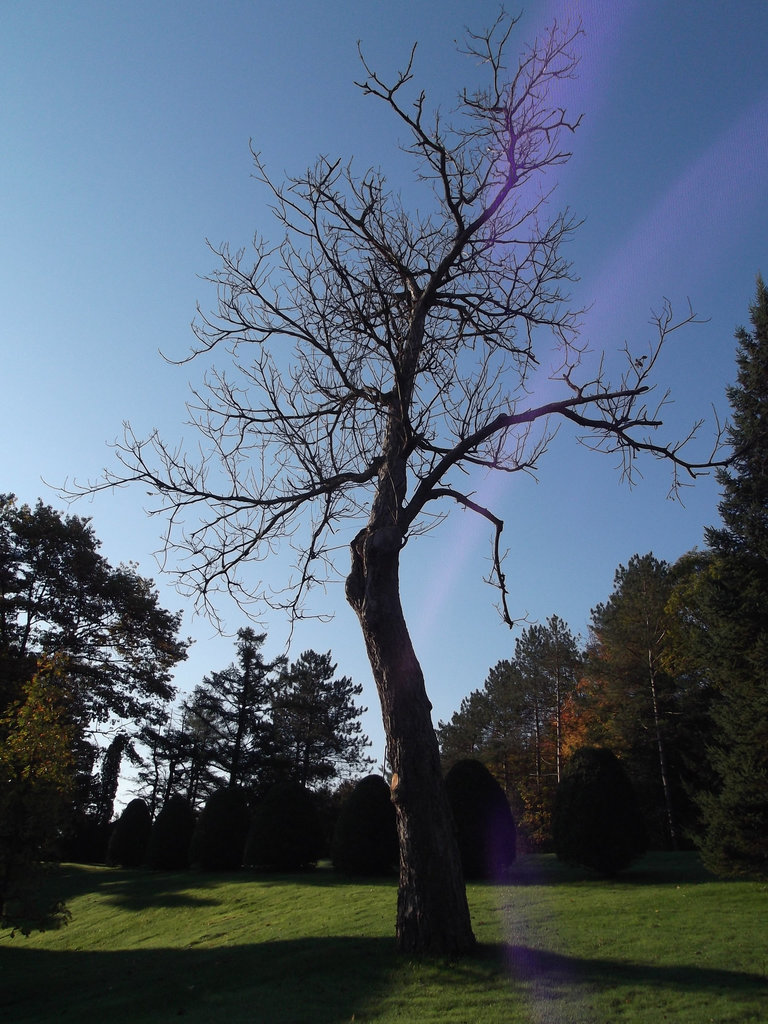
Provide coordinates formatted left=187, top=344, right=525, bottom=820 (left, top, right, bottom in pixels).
left=88, top=17, right=722, bottom=952
left=0, top=495, right=189, bottom=824
left=95, top=733, right=128, bottom=827
left=0, top=657, right=73, bottom=930
left=553, top=747, right=646, bottom=876
left=695, top=278, right=768, bottom=878
left=273, top=650, right=373, bottom=789
left=0, top=497, right=187, bottom=725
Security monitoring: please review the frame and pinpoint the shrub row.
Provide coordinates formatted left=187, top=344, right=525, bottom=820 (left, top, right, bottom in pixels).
left=107, top=782, right=326, bottom=872
left=106, top=747, right=643, bottom=880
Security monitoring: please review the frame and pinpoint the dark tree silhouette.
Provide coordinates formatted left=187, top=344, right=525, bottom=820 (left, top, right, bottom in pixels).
left=82, top=16, right=722, bottom=952
left=445, top=759, right=516, bottom=880
left=273, top=650, right=372, bottom=789
left=697, top=277, right=768, bottom=878
left=332, top=774, right=398, bottom=876
left=553, top=746, right=646, bottom=876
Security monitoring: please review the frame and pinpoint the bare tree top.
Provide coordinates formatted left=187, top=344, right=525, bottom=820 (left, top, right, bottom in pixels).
left=76, top=14, right=724, bottom=626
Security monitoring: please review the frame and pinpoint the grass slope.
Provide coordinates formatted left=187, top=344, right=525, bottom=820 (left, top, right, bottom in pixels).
left=1, top=854, right=766, bottom=1023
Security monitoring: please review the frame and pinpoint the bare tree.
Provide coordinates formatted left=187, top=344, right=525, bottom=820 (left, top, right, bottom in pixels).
left=83, top=16, right=721, bottom=953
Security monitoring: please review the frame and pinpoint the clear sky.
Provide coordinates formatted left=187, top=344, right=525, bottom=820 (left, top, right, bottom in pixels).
left=2, top=1, right=767, bottom=786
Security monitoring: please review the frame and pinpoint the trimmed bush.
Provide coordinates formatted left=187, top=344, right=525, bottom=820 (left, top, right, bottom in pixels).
left=553, top=746, right=647, bottom=876
left=189, top=788, right=250, bottom=870
left=61, top=812, right=112, bottom=864
left=332, top=775, right=398, bottom=876
left=244, top=781, right=324, bottom=870
left=106, top=798, right=151, bottom=868
left=146, top=794, right=196, bottom=870
left=445, top=759, right=517, bottom=880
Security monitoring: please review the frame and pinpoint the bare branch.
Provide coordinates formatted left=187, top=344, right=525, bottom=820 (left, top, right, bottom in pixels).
left=69, top=14, right=724, bottom=629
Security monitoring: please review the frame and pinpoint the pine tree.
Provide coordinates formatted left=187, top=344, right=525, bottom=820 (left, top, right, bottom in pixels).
left=588, top=554, right=681, bottom=849
left=189, top=629, right=285, bottom=796
left=698, top=277, right=768, bottom=879
left=273, top=651, right=373, bottom=789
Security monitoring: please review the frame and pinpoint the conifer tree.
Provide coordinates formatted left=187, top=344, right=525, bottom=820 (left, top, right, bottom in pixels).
left=273, top=651, right=373, bottom=789
left=589, top=554, right=680, bottom=848
left=698, top=277, right=768, bottom=878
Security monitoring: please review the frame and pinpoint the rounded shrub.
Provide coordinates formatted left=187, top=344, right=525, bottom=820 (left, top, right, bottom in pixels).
left=106, top=798, right=152, bottom=868
left=244, top=781, right=324, bottom=870
left=146, top=794, right=196, bottom=870
left=445, top=759, right=516, bottom=880
left=332, top=775, right=398, bottom=876
left=189, top=787, right=250, bottom=870
left=61, top=812, right=112, bottom=864
left=553, top=746, right=647, bottom=876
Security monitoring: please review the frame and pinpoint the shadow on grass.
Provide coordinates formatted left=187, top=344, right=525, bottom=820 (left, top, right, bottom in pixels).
left=55, top=862, right=398, bottom=915
left=498, top=942, right=768, bottom=996
left=1, top=937, right=393, bottom=1023
left=55, top=864, right=223, bottom=910
left=4, top=936, right=766, bottom=1024
left=502, top=851, right=717, bottom=888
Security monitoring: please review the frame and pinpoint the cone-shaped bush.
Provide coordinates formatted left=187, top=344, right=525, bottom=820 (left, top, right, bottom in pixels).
left=146, top=794, right=196, bottom=870
left=332, top=775, right=398, bottom=876
left=553, top=746, right=647, bottom=876
left=189, top=787, right=250, bottom=870
left=445, top=759, right=516, bottom=880
left=244, top=781, right=324, bottom=870
left=106, top=798, right=152, bottom=868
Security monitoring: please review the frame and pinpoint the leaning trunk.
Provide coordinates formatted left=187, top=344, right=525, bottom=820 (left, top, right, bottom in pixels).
left=347, top=525, right=476, bottom=955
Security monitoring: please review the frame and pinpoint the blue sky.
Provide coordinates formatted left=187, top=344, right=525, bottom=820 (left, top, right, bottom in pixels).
left=2, top=1, right=767, bottom=785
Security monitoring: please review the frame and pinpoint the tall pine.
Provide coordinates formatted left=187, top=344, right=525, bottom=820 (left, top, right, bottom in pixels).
left=699, top=276, right=768, bottom=878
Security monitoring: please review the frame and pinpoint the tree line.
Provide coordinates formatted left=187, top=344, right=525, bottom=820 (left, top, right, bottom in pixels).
left=135, top=632, right=372, bottom=818
left=440, top=279, right=768, bottom=881
left=0, top=497, right=371, bottom=929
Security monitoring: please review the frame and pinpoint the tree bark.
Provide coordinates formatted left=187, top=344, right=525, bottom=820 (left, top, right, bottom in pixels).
left=346, top=523, right=476, bottom=955
left=647, top=648, right=679, bottom=850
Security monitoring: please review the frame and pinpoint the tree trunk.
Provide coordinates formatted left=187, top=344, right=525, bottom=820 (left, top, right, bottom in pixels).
left=346, top=524, right=476, bottom=955
left=647, top=649, right=679, bottom=850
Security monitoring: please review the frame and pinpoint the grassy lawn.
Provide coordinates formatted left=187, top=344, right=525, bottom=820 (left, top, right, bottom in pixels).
left=1, top=853, right=766, bottom=1023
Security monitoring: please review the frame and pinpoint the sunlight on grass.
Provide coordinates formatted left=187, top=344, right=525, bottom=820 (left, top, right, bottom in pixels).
left=1, top=854, right=766, bottom=1023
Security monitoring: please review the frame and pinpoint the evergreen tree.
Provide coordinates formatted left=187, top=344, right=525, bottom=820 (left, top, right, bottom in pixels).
left=444, top=759, right=516, bottom=880
left=146, top=794, right=195, bottom=870
left=588, top=554, right=681, bottom=848
left=244, top=781, right=324, bottom=870
left=515, top=615, right=581, bottom=786
left=273, top=650, right=373, bottom=789
left=191, top=629, right=285, bottom=793
left=332, top=775, right=398, bottom=876
left=437, top=689, right=492, bottom=766
left=189, top=787, right=250, bottom=870
left=697, top=277, right=768, bottom=878
left=439, top=616, right=581, bottom=847
left=553, top=747, right=646, bottom=876
left=106, top=799, right=151, bottom=868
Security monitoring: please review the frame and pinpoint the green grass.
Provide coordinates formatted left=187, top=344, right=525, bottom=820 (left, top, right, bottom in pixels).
left=1, top=854, right=766, bottom=1023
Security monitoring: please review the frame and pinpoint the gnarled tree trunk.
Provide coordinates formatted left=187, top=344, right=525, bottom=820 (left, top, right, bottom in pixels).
left=346, top=522, right=476, bottom=955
